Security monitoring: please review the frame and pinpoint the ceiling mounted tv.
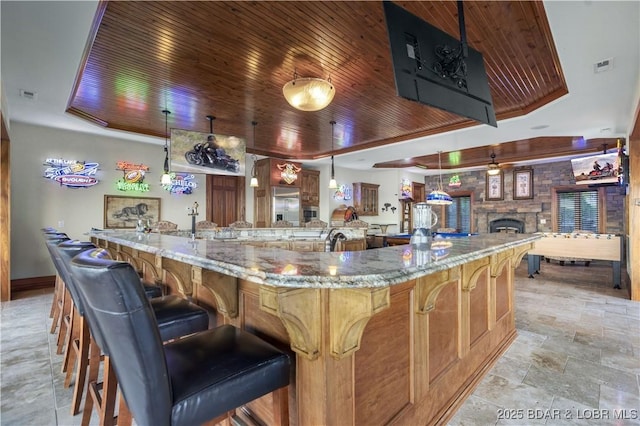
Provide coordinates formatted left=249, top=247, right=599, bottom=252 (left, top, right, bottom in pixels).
left=383, top=1, right=497, bottom=127
left=570, top=151, right=619, bottom=186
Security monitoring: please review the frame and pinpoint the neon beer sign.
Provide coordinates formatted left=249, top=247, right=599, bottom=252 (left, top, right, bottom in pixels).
left=162, top=172, right=197, bottom=194
left=116, top=161, right=150, bottom=192
left=43, top=158, right=99, bottom=188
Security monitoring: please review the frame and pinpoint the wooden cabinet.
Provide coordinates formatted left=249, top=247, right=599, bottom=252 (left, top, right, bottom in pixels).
left=413, top=182, right=425, bottom=203
left=400, top=199, right=412, bottom=233
left=352, top=182, right=379, bottom=216
left=335, top=239, right=367, bottom=252
left=301, top=169, right=320, bottom=207
left=290, top=240, right=316, bottom=252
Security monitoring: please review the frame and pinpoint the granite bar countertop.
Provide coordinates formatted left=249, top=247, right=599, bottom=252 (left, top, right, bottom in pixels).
left=89, top=230, right=540, bottom=289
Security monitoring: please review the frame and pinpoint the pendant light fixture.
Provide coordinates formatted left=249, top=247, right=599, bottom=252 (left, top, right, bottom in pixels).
left=328, top=120, right=338, bottom=189
left=249, top=121, right=259, bottom=188
left=487, top=152, right=500, bottom=175
left=283, top=71, right=335, bottom=112
left=426, top=150, right=453, bottom=205
left=161, top=109, right=172, bottom=185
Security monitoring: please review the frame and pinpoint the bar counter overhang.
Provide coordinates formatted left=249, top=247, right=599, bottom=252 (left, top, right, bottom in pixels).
left=89, top=231, right=539, bottom=425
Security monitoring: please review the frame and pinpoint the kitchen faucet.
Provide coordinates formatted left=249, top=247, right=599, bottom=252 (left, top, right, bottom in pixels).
left=324, top=228, right=346, bottom=252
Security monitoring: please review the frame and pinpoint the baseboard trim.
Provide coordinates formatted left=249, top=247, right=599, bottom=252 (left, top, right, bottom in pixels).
left=12, top=275, right=55, bottom=293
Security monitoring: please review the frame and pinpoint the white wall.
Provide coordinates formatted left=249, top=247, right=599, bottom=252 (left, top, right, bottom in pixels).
left=10, top=122, right=207, bottom=279
left=322, top=166, right=425, bottom=234
left=10, top=121, right=427, bottom=279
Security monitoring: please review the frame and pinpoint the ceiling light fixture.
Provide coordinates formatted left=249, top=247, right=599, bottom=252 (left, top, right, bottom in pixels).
left=282, top=71, right=335, bottom=112
left=161, top=109, right=172, bottom=185
left=426, top=150, right=453, bottom=205
left=250, top=121, right=259, bottom=188
left=329, top=120, right=338, bottom=189
left=487, top=152, right=500, bottom=175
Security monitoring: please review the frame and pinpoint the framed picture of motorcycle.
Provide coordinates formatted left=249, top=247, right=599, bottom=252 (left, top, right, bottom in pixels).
left=169, top=128, right=245, bottom=176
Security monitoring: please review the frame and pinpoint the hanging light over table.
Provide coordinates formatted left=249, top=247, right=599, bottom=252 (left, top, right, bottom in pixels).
left=161, top=109, right=172, bottom=185
left=283, top=72, right=335, bottom=112
left=249, top=121, right=259, bottom=188
left=328, top=120, right=338, bottom=189
left=426, top=150, right=453, bottom=205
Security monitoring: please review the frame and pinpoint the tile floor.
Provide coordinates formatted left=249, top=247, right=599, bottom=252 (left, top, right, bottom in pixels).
left=1, top=260, right=638, bottom=425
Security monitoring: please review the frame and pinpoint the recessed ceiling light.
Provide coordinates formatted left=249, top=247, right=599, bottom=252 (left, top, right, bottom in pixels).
left=530, top=124, right=549, bottom=130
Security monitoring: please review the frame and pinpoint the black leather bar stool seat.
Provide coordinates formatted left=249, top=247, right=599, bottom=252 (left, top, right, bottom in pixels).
left=54, top=242, right=210, bottom=419
left=143, top=284, right=163, bottom=299
left=55, top=242, right=210, bottom=343
left=70, top=249, right=291, bottom=426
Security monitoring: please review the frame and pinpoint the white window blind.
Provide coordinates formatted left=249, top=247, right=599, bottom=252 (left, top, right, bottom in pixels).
left=445, top=196, right=471, bottom=233
left=556, top=190, right=599, bottom=232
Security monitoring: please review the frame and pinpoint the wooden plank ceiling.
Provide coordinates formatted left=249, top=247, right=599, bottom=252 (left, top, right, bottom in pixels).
left=68, top=0, right=580, bottom=166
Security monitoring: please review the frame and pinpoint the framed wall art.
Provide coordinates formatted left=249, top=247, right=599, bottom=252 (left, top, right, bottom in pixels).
left=485, top=170, right=504, bottom=201
left=513, top=168, right=534, bottom=200
left=104, top=195, right=161, bottom=229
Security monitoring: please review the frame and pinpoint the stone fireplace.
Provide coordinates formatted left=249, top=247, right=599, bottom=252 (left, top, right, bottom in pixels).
left=476, top=204, right=543, bottom=233
left=489, top=218, right=525, bottom=233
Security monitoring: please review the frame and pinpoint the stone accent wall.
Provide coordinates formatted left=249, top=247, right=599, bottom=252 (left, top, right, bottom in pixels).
left=425, top=160, right=625, bottom=234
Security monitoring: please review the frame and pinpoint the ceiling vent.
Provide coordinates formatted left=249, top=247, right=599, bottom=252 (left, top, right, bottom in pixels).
left=19, top=89, right=38, bottom=101
left=593, top=58, right=613, bottom=73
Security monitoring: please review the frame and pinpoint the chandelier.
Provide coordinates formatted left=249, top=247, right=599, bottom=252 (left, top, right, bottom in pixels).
left=426, top=151, right=452, bottom=205
left=282, top=72, right=335, bottom=112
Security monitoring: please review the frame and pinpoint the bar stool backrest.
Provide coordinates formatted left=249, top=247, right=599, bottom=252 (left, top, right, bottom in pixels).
left=70, top=249, right=172, bottom=426
left=53, top=241, right=97, bottom=316
left=44, top=236, right=71, bottom=275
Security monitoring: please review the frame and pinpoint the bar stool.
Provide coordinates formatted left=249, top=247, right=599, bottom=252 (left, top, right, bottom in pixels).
left=43, top=233, right=70, bottom=339
left=70, top=249, right=291, bottom=426
left=54, top=241, right=210, bottom=420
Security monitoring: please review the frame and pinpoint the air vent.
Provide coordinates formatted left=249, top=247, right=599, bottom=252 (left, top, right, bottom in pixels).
left=19, top=89, right=38, bottom=101
left=594, top=58, right=613, bottom=73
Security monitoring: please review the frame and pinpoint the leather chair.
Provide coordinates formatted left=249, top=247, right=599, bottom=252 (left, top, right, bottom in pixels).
left=43, top=233, right=71, bottom=339
left=70, top=248, right=291, bottom=426
left=53, top=241, right=210, bottom=420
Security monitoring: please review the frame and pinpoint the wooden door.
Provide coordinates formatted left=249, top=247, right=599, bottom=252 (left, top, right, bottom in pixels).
left=206, top=175, right=245, bottom=227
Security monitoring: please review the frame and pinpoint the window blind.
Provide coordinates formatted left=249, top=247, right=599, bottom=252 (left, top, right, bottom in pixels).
left=445, top=195, right=471, bottom=233
left=556, top=190, right=599, bottom=232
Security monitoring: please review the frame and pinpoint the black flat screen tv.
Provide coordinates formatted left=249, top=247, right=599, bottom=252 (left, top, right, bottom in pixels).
left=383, top=1, right=497, bottom=127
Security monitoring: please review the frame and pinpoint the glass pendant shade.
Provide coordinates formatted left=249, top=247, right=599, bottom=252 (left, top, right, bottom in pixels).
left=283, top=77, right=335, bottom=111
left=426, top=150, right=453, bottom=206
left=161, top=172, right=172, bottom=185
left=329, top=178, right=338, bottom=189
left=486, top=165, right=501, bottom=175
left=250, top=176, right=259, bottom=187
left=426, top=189, right=453, bottom=205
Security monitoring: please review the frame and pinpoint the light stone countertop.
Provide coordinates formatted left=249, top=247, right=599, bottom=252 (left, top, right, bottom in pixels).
left=89, top=230, right=540, bottom=289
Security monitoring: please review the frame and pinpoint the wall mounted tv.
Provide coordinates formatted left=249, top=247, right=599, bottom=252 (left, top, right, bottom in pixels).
left=570, top=151, right=619, bottom=186
left=383, top=1, right=497, bottom=127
